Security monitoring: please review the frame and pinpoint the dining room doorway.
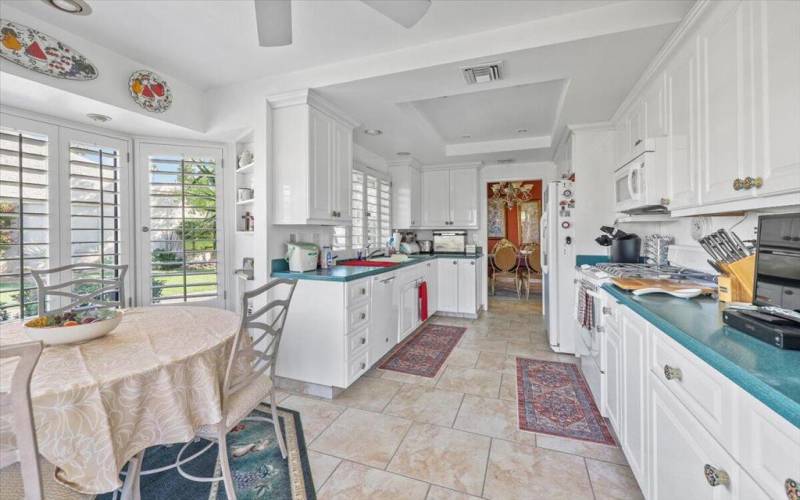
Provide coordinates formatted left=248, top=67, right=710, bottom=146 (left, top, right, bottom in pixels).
left=486, top=180, right=543, bottom=303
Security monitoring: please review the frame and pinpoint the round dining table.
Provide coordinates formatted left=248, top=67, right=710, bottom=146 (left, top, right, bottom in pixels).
left=0, top=306, right=241, bottom=495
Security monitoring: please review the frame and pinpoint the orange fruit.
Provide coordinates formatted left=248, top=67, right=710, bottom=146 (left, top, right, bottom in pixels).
left=63, top=320, right=79, bottom=327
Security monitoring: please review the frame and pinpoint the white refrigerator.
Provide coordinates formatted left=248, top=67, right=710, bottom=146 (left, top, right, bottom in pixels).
left=540, top=180, right=576, bottom=354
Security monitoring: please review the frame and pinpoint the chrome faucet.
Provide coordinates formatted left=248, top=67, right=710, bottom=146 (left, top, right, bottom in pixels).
left=364, top=242, right=385, bottom=258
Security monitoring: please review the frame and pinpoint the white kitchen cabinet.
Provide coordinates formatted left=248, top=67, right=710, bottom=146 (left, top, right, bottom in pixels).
left=420, top=166, right=480, bottom=229
left=621, top=308, right=648, bottom=488
left=450, top=168, right=479, bottom=228
left=270, top=89, right=356, bottom=225
left=629, top=99, right=647, bottom=154
left=666, top=42, right=700, bottom=210
left=390, top=159, right=422, bottom=228
left=370, top=273, right=397, bottom=363
left=421, top=169, right=451, bottom=227
left=604, top=322, right=623, bottom=434
left=649, top=373, right=738, bottom=500
left=750, top=0, right=800, bottom=197
left=645, top=74, right=668, bottom=139
left=423, top=259, right=438, bottom=315
left=614, top=117, right=630, bottom=168
left=456, top=258, right=478, bottom=316
left=436, top=258, right=459, bottom=313
left=399, top=272, right=424, bottom=342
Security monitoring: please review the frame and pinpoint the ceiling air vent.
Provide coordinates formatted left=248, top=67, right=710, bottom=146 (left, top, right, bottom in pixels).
left=461, top=61, right=503, bottom=84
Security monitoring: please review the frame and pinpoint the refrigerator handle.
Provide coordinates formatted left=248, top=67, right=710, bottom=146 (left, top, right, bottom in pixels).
left=540, top=213, right=549, bottom=273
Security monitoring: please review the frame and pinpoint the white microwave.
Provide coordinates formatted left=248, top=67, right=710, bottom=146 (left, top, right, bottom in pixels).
left=613, top=147, right=668, bottom=213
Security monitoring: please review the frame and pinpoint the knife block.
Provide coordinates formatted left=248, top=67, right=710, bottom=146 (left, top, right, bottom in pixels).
left=718, top=255, right=756, bottom=303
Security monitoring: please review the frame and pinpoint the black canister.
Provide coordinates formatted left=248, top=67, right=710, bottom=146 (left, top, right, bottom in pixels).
left=610, top=237, right=641, bottom=263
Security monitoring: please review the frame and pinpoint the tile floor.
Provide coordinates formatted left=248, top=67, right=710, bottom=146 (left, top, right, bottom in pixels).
left=278, top=297, right=645, bottom=500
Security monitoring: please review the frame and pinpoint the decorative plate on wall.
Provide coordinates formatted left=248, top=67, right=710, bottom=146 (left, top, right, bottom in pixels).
left=0, top=19, right=98, bottom=80
left=129, top=70, right=172, bottom=113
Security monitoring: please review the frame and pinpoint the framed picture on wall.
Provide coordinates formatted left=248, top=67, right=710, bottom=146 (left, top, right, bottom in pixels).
left=488, top=202, right=506, bottom=238
left=518, top=201, right=541, bottom=244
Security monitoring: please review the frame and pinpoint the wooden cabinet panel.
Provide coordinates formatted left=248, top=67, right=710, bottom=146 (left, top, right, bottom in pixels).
left=437, top=259, right=459, bottom=313
left=456, top=259, right=477, bottom=315
left=629, top=100, right=647, bottom=153
left=308, top=107, right=335, bottom=221
left=605, top=324, right=623, bottom=434
left=332, top=121, right=352, bottom=223
left=621, top=309, right=648, bottom=487
left=450, top=168, right=478, bottom=228
left=645, top=74, right=668, bottom=139
left=421, top=169, right=451, bottom=227
left=666, top=42, right=700, bottom=209
left=751, top=0, right=800, bottom=197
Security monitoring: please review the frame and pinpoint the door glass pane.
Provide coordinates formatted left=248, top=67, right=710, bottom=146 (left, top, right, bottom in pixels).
left=0, top=127, right=50, bottom=322
left=148, top=155, right=218, bottom=304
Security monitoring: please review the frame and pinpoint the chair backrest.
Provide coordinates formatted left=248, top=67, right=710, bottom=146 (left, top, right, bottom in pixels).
left=221, top=279, right=298, bottom=403
left=526, top=243, right=541, bottom=273
left=493, top=245, right=517, bottom=273
left=31, top=263, right=128, bottom=315
left=0, top=341, right=43, bottom=500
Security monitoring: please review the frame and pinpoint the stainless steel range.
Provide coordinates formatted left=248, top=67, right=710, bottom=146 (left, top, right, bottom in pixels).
left=594, top=263, right=716, bottom=283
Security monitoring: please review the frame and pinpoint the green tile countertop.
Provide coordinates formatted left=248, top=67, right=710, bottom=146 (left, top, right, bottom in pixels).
left=271, top=252, right=483, bottom=282
left=602, top=284, right=800, bottom=427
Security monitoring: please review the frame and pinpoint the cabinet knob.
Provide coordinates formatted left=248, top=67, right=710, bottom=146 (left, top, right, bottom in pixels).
left=785, top=478, right=798, bottom=500
left=660, top=197, right=671, bottom=206
left=703, top=465, right=730, bottom=487
left=743, top=176, right=763, bottom=189
left=360, top=337, right=366, bottom=344
left=361, top=288, right=366, bottom=295
left=602, top=307, right=612, bottom=315
left=663, top=364, right=682, bottom=381
left=733, top=178, right=744, bottom=191
left=360, top=362, right=366, bottom=370
left=360, top=312, right=366, bottom=320
left=470, top=261, right=475, bottom=266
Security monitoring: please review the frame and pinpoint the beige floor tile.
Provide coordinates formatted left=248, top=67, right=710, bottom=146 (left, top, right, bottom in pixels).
left=426, top=485, right=482, bottom=500
left=388, top=423, right=491, bottom=496
left=436, top=366, right=502, bottom=398
left=485, top=327, right=531, bottom=342
left=384, top=385, right=465, bottom=426
left=536, top=433, right=627, bottom=465
left=458, top=338, right=508, bottom=354
left=483, top=439, right=591, bottom=500
left=379, top=368, right=441, bottom=387
left=310, top=408, right=412, bottom=468
left=317, top=460, right=429, bottom=500
left=444, top=347, right=480, bottom=368
left=280, top=395, right=345, bottom=442
left=332, top=377, right=403, bottom=412
left=453, top=395, right=535, bottom=446
left=586, top=458, right=644, bottom=500
left=507, top=343, right=578, bottom=364
left=308, top=451, right=342, bottom=491
left=498, top=373, right=518, bottom=402
left=475, top=352, right=516, bottom=374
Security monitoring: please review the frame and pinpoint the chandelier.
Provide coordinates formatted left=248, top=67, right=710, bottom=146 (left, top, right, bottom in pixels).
left=490, top=182, right=534, bottom=208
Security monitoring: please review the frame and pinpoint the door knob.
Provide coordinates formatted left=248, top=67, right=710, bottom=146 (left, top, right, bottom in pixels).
left=785, top=478, right=797, bottom=500
left=703, top=465, right=730, bottom=487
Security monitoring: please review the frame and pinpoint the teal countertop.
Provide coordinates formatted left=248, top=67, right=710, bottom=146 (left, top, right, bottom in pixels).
left=271, top=252, right=482, bottom=282
left=602, top=284, right=800, bottom=427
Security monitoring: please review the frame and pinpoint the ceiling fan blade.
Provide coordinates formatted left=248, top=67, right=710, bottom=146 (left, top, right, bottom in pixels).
left=361, top=0, right=431, bottom=28
left=254, top=0, right=292, bottom=47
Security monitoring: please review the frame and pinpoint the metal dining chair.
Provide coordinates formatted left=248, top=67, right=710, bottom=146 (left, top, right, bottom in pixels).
left=519, top=243, right=542, bottom=300
left=0, top=341, right=93, bottom=500
left=122, top=278, right=298, bottom=500
left=490, top=242, right=521, bottom=298
left=31, top=263, right=128, bottom=315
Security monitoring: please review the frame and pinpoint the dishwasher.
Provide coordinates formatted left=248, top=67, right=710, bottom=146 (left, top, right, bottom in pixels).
left=371, top=272, right=399, bottom=363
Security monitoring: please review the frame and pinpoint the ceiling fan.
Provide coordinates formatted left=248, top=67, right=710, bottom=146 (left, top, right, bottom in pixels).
left=254, top=0, right=432, bottom=46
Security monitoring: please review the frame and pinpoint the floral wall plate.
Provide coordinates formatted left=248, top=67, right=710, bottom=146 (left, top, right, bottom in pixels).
left=129, top=70, right=172, bottom=113
left=0, top=19, right=98, bottom=80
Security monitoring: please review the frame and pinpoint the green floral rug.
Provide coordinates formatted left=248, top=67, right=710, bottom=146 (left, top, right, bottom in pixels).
left=101, top=405, right=315, bottom=499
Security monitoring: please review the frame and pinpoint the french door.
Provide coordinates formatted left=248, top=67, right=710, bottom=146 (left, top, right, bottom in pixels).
left=136, top=143, right=224, bottom=307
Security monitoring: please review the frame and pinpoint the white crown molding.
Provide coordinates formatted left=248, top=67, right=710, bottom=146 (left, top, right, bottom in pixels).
left=266, top=88, right=360, bottom=129
left=568, top=121, right=613, bottom=133
left=445, top=136, right=551, bottom=157
left=420, top=161, right=483, bottom=171
left=611, top=0, right=711, bottom=123
left=354, top=143, right=389, bottom=171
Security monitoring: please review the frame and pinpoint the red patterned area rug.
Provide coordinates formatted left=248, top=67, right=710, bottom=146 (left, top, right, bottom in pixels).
left=516, top=358, right=616, bottom=445
left=379, top=324, right=466, bottom=377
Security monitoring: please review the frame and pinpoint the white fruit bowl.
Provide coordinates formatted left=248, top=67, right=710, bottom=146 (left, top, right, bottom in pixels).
left=24, top=311, right=123, bottom=346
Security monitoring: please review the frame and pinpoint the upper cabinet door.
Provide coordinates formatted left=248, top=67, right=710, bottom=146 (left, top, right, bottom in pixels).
left=629, top=100, right=647, bottom=153
left=699, top=1, right=755, bottom=205
left=751, top=0, right=800, bottom=197
left=332, top=121, right=353, bottom=223
left=410, top=166, right=421, bottom=227
left=450, top=167, right=479, bottom=228
left=615, top=118, right=630, bottom=168
left=645, top=74, right=668, bottom=139
left=421, top=169, right=451, bottom=227
left=308, top=107, right=335, bottom=221
left=666, top=43, right=700, bottom=209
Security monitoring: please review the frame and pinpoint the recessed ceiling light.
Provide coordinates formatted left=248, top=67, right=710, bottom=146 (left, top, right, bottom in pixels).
left=42, top=0, right=92, bottom=15
left=363, top=129, right=383, bottom=136
left=86, top=113, right=111, bottom=123
left=396, top=152, right=411, bottom=156
left=517, top=128, right=528, bottom=134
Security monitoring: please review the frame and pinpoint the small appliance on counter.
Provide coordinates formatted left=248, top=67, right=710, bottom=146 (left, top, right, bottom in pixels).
left=594, top=226, right=641, bottom=263
left=285, top=242, right=319, bottom=272
left=643, top=234, right=674, bottom=266
left=399, top=231, right=421, bottom=254
left=433, top=230, right=467, bottom=253
left=417, top=240, right=433, bottom=254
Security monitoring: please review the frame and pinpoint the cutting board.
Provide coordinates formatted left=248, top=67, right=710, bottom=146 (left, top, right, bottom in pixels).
left=611, top=277, right=715, bottom=295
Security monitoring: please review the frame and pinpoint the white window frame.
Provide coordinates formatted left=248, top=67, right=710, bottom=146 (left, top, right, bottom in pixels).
left=336, top=164, right=391, bottom=252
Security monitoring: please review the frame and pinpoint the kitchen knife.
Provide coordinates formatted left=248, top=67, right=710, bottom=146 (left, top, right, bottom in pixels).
left=728, top=229, right=751, bottom=256
left=719, top=229, right=747, bottom=259
left=707, top=259, right=724, bottom=273
left=708, top=233, right=733, bottom=262
left=699, top=237, right=723, bottom=261
left=713, top=231, right=737, bottom=261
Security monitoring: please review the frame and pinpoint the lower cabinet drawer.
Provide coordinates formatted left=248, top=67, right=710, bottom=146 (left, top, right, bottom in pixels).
left=650, top=328, right=734, bottom=446
left=346, top=349, right=369, bottom=386
left=347, top=302, right=370, bottom=332
left=346, top=327, right=369, bottom=358
left=346, top=279, right=370, bottom=306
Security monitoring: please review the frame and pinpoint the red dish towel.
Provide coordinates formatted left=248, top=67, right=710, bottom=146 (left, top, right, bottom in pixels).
left=418, top=281, right=429, bottom=321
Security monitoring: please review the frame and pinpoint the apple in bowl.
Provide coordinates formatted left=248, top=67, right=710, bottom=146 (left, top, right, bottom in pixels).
left=24, top=309, right=123, bottom=346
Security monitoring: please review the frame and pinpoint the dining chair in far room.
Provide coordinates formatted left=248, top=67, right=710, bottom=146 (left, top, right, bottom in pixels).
left=164, top=278, right=298, bottom=500
left=31, top=263, right=128, bottom=315
left=520, top=242, right=543, bottom=300
left=0, top=341, right=93, bottom=500
left=490, top=240, right=521, bottom=297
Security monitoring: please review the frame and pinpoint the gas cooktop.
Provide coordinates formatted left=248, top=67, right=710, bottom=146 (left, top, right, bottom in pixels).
left=594, top=263, right=716, bottom=282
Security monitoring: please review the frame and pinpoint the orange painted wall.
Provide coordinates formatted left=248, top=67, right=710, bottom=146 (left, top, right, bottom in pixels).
left=487, top=180, right=542, bottom=252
